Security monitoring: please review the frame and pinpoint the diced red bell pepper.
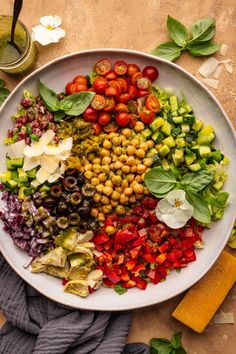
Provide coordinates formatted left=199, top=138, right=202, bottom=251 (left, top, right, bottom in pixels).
left=145, top=267, right=156, bottom=280
left=157, top=266, right=167, bottom=278
left=156, top=253, right=167, bottom=264
left=120, top=270, right=130, bottom=282
left=125, top=260, right=136, bottom=270
left=62, top=278, right=68, bottom=286
left=115, top=230, right=137, bottom=244
left=142, top=196, right=158, bottom=209
left=148, top=210, right=158, bottom=224
left=152, top=271, right=163, bottom=284
left=132, top=204, right=143, bottom=215
left=132, top=276, right=148, bottom=290
left=106, top=271, right=121, bottom=284
left=181, top=239, right=195, bottom=249
left=158, top=243, right=169, bottom=253
left=137, top=218, right=146, bottom=229
left=129, top=247, right=140, bottom=259
left=94, top=234, right=110, bottom=245
left=95, top=244, right=104, bottom=252
left=103, top=278, right=115, bottom=287
left=132, top=237, right=145, bottom=247
left=122, top=280, right=136, bottom=289
left=184, top=227, right=195, bottom=238
left=103, top=240, right=113, bottom=251
left=166, top=252, right=178, bottom=263
left=116, top=254, right=125, bottom=265
left=88, top=286, right=95, bottom=294
left=172, top=260, right=182, bottom=269
left=120, top=215, right=140, bottom=223
left=96, top=265, right=105, bottom=272
left=184, top=249, right=195, bottom=258
left=142, top=253, right=156, bottom=263
left=131, top=263, right=146, bottom=277
left=138, top=228, right=147, bottom=238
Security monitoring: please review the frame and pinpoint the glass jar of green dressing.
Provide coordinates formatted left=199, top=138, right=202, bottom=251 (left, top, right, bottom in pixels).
left=0, top=15, right=38, bottom=75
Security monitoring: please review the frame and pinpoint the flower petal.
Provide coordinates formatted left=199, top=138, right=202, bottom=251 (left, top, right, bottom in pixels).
left=173, top=208, right=193, bottom=223
left=32, top=24, right=47, bottom=34
left=166, top=189, right=186, bottom=205
left=156, top=198, right=174, bottom=214
left=155, top=204, right=165, bottom=222
left=40, top=15, right=62, bottom=28
left=47, top=27, right=66, bottom=42
left=181, top=198, right=194, bottom=211
left=32, top=28, right=54, bottom=46
left=161, top=213, right=187, bottom=229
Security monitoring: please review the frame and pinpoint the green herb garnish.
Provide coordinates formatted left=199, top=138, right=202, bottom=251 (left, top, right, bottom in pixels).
left=0, top=79, right=10, bottom=106
left=114, top=284, right=127, bottom=295
left=152, top=16, right=220, bottom=61
left=150, top=332, right=187, bottom=354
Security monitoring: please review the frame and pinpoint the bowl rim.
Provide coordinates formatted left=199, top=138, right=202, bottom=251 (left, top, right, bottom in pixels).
left=1, top=48, right=236, bottom=311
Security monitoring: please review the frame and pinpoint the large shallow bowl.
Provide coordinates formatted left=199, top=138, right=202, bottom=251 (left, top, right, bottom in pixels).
left=1, top=49, right=236, bottom=311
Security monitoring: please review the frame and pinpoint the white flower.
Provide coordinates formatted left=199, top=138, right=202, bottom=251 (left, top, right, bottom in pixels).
left=155, top=189, right=194, bottom=229
left=32, top=16, right=65, bottom=46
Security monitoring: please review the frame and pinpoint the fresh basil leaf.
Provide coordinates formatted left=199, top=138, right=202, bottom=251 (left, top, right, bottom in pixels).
left=151, top=42, right=182, bottom=62
left=174, top=348, right=187, bottom=354
left=64, top=91, right=95, bottom=116
left=0, top=79, right=5, bottom=88
left=191, top=18, right=215, bottom=43
left=114, top=284, right=127, bottom=295
left=150, top=338, right=173, bottom=354
left=210, top=191, right=229, bottom=208
left=167, top=15, right=188, bottom=47
left=144, top=168, right=178, bottom=196
left=187, top=42, right=220, bottom=56
left=170, top=332, right=182, bottom=349
left=0, top=87, right=10, bottom=106
left=151, top=347, right=159, bottom=354
left=181, top=170, right=214, bottom=192
left=38, top=80, right=60, bottom=112
left=54, top=110, right=66, bottom=122
left=186, top=190, right=211, bottom=224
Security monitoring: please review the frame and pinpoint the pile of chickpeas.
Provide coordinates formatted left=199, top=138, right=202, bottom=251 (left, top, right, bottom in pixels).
left=73, top=121, right=156, bottom=222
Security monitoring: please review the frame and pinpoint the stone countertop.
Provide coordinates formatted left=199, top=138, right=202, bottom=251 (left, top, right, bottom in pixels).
left=1, top=1, right=236, bottom=353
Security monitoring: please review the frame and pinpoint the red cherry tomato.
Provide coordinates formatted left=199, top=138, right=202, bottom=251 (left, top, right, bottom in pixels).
left=93, top=76, right=108, bottom=94
left=136, top=77, right=151, bottom=90
left=118, top=93, right=130, bottom=104
left=91, top=95, right=106, bottom=110
left=103, top=96, right=116, bottom=111
left=114, top=60, right=128, bottom=75
left=73, top=75, right=87, bottom=85
left=65, top=82, right=77, bottom=95
left=142, top=65, right=159, bottom=82
left=128, top=85, right=138, bottom=99
left=139, top=109, right=155, bottom=124
left=127, top=63, right=141, bottom=77
left=115, top=112, right=130, bottom=127
left=92, top=122, right=102, bottom=135
left=137, top=89, right=150, bottom=98
left=108, top=80, right=121, bottom=94
left=98, top=111, right=112, bottom=126
left=95, top=58, right=112, bottom=75
left=105, top=71, right=118, bottom=80
left=114, top=103, right=129, bottom=113
left=131, top=72, right=142, bottom=86
left=145, top=95, right=161, bottom=113
left=117, top=78, right=128, bottom=93
left=129, top=114, right=137, bottom=128
left=103, top=122, right=119, bottom=133
left=74, top=83, right=88, bottom=92
left=105, top=85, right=120, bottom=97
left=83, top=107, right=98, bottom=122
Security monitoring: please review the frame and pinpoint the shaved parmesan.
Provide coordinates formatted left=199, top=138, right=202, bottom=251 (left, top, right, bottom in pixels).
left=201, top=78, right=219, bottom=89
left=60, top=162, right=65, bottom=175
left=213, top=65, right=223, bottom=79
left=6, top=140, right=26, bottom=158
left=58, top=150, right=71, bottom=160
left=23, top=156, right=41, bottom=171
left=214, top=312, right=235, bottom=324
left=220, top=44, right=229, bottom=56
left=40, top=154, right=59, bottom=174
left=38, top=130, right=55, bottom=145
left=219, top=59, right=232, bottom=64
left=47, top=172, right=62, bottom=183
left=198, top=57, right=220, bottom=78
left=225, top=63, right=233, bottom=73
left=24, top=142, right=45, bottom=158
left=36, top=167, right=51, bottom=184
left=44, top=137, right=73, bottom=155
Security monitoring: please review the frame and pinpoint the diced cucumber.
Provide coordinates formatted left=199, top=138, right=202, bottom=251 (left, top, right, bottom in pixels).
left=212, top=150, right=223, bottom=162
left=192, top=120, right=203, bottom=132
left=172, top=149, right=184, bottom=166
left=6, top=157, right=24, bottom=170
left=6, top=180, right=18, bottom=189
left=199, top=145, right=212, bottom=158
left=189, top=162, right=201, bottom=171
left=199, top=158, right=207, bottom=169
left=185, top=151, right=196, bottom=166
left=0, top=171, right=12, bottom=183
left=169, top=96, right=178, bottom=112
left=162, top=136, right=176, bottom=148
left=150, top=117, right=165, bottom=131
left=184, top=104, right=193, bottom=113
left=198, top=125, right=215, bottom=145
left=18, top=168, right=28, bottom=183
left=176, top=137, right=186, bottom=147
left=181, top=124, right=190, bottom=133
left=141, top=128, right=152, bottom=140
left=11, top=170, right=19, bottom=181
left=159, top=144, right=170, bottom=156
left=213, top=181, right=223, bottom=191
left=178, top=107, right=186, bottom=115
left=161, top=159, right=171, bottom=171
left=147, top=148, right=158, bottom=157
left=171, top=110, right=178, bottom=117
left=161, top=122, right=172, bottom=136
left=39, top=185, right=50, bottom=192
left=173, top=116, right=183, bottom=124
left=152, top=131, right=164, bottom=143
left=183, top=115, right=195, bottom=125
left=18, top=186, right=26, bottom=200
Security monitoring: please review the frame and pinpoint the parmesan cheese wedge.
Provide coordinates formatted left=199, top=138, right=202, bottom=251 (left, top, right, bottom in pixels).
left=220, top=44, right=229, bottom=56
left=225, top=63, right=233, bottom=74
left=40, top=154, right=60, bottom=174
left=198, top=57, right=220, bottom=78
left=214, top=312, right=235, bottom=324
left=23, top=156, right=41, bottom=171
left=44, top=137, right=73, bottom=155
left=36, top=167, right=51, bottom=184
left=213, top=65, right=223, bottom=79
left=201, top=78, right=219, bottom=89
left=6, top=140, right=26, bottom=158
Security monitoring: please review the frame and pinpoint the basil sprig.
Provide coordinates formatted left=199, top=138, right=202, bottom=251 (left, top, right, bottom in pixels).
left=0, top=79, right=10, bottom=106
left=152, top=16, right=220, bottom=61
left=144, top=168, right=215, bottom=224
left=38, top=80, right=95, bottom=121
left=150, top=332, right=187, bottom=354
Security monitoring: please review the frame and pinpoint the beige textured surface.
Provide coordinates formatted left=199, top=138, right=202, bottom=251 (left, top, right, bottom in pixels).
left=1, top=1, right=236, bottom=353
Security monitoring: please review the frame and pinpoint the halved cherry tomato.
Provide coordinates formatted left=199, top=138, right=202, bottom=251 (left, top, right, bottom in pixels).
left=117, top=78, right=128, bottom=93
left=145, top=94, right=160, bottom=113
left=114, top=103, right=129, bottom=113
left=105, top=85, right=120, bottom=97
left=115, top=112, right=130, bottom=127
left=92, top=122, right=102, bottom=135
left=136, top=77, right=151, bottom=90
left=127, top=100, right=138, bottom=114
left=127, top=63, right=141, bottom=77
left=105, top=71, right=118, bottom=80
left=98, top=111, right=112, bottom=126
left=91, top=94, right=106, bottom=110
left=83, top=107, right=98, bottom=122
left=65, top=82, right=77, bottom=95
left=128, top=114, right=137, bottom=128
left=108, top=80, right=121, bottom=94
left=118, top=93, right=130, bottom=104
left=139, top=109, right=155, bottom=124
left=93, top=76, right=108, bottom=94
left=142, top=65, right=159, bottom=82
left=73, top=75, right=87, bottom=85
left=103, top=121, right=119, bottom=133
left=114, top=60, right=128, bottom=75
left=131, top=72, right=142, bottom=86
left=103, top=96, right=116, bottom=111
left=95, top=58, right=112, bottom=75
left=128, top=85, right=138, bottom=99
left=137, top=89, right=150, bottom=97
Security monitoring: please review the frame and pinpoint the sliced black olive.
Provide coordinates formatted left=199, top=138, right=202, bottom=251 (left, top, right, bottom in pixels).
left=65, top=168, right=77, bottom=175
left=70, top=192, right=82, bottom=205
left=77, top=172, right=85, bottom=185
left=50, top=185, right=62, bottom=198
left=63, top=176, right=77, bottom=190
left=78, top=205, right=90, bottom=217
left=57, top=200, right=68, bottom=214
left=56, top=216, right=69, bottom=229
left=43, top=216, right=56, bottom=229
left=43, top=197, right=57, bottom=209
left=68, top=213, right=80, bottom=225
left=78, top=221, right=88, bottom=233
left=81, top=183, right=96, bottom=197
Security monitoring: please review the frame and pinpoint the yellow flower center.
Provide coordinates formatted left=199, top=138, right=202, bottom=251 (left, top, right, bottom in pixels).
left=46, top=25, right=54, bottom=30
left=174, top=198, right=183, bottom=208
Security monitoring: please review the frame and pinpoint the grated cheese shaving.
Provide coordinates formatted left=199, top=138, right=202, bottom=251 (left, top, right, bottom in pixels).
left=213, top=65, right=223, bottom=79
left=225, top=63, right=233, bottom=74
left=214, top=312, right=235, bottom=324
left=198, top=57, right=220, bottom=78
left=220, top=44, right=229, bottom=56
left=219, top=59, right=232, bottom=64
left=201, top=78, right=219, bottom=89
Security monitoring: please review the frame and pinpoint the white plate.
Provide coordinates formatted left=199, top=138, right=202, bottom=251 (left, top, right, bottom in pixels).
left=1, top=49, right=236, bottom=311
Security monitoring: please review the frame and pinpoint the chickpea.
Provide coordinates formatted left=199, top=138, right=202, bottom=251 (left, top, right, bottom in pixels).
left=98, top=213, right=105, bottom=222
left=143, top=158, right=153, bottom=167
left=134, top=183, right=144, bottom=194
left=93, top=193, right=102, bottom=203
left=122, top=165, right=131, bottom=174
left=139, top=143, right=149, bottom=152
left=127, top=156, right=137, bottom=166
left=114, top=161, right=123, bottom=169
left=111, top=191, right=120, bottom=201
left=103, top=140, right=112, bottom=149
left=112, top=136, right=120, bottom=146
left=103, top=186, right=113, bottom=196
left=93, top=164, right=102, bottom=174
left=105, top=225, right=116, bottom=235
left=102, top=205, right=113, bottom=214
left=143, top=186, right=150, bottom=195
left=120, top=194, right=129, bottom=205
left=113, top=146, right=122, bottom=155
left=124, top=187, right=133, bottom=196
left=84, top=163, right=93, bottom=171
left=98, top=173, right=107, bottom=182
left=146, top=140, right=154, bottom=148
left=93, top=157, right=101, bottom=165
left=115, top=186, right=122, bottom=193
left=131, top=138, right=139, bottom=147
left=119, top=135, right=126, bottom=142
left=90, top=208, right=99, bottom=217
left=141, top=173, right=146, bottom=182
left=105, top=180, right=113, bottom=188
left=101, top=195, right=110, bottom=205
left=116, top=205, right=126, bottom=215
left=134, top=121, right=145, bottom=132
left=111, top=200, right=118, bottom=207
left=116, top=170, right=123, bottom=176
left=112, top=155, right=118, bottom=162
left=135, top=149, right=146, bottom=159
left=87, top=153, right=96, bottom=161
left=155, top=144, right=162, bottom=151
left=129, top=195, right=136, bottom=203
left=119, top=154, right=128, bottom=162
left=102, top=156, right=111, bottom=165
left=131, top=165, right=137, bottom=173
left=91, top=177, right=99, bottom=186
left=136, top=164, right=146, bottom=174
left=127, top=173, right=135, bottom=183
left=122, top=128, right=132, bottom=138
left=122, top=140, right=129, bottom=148
left=135, top=175, right=142, bottom=183
left=100, top=148, right=110, bottom=157
left=109, top=132, right=118, bottom=138
left=96, top=184, right=104, bottom=193
left=121, top=180, right=129, bottom=189
left=126, top=146, right=136, bottom=156
left=110, top=163, right=115, bottom=171
left=84, top=170, right=94, bottom=179
left=109, top=171, right=115, bottom=178
left=101, top=165, right=110, bottom=175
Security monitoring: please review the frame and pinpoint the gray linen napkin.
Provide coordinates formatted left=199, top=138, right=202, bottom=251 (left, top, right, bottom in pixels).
left=0, top=255, right=150, bottom=354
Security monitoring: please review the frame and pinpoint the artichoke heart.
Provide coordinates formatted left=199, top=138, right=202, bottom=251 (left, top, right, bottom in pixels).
left=45, top=260, right=70, bottom=279
left=77, top=230, right=94, bottom=243
left=67, top=260, right=95, bottom=281
left=86, top=269, right=103, bottom=290
left=31, top=257, right=47, bottom=273
left=37, top=247, right=67, bottom=267
left=72, top=245, right=94, bottom=258
left=64, top=279, right=89, bottom=297
left=54, top=228, right=77, bottom=251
